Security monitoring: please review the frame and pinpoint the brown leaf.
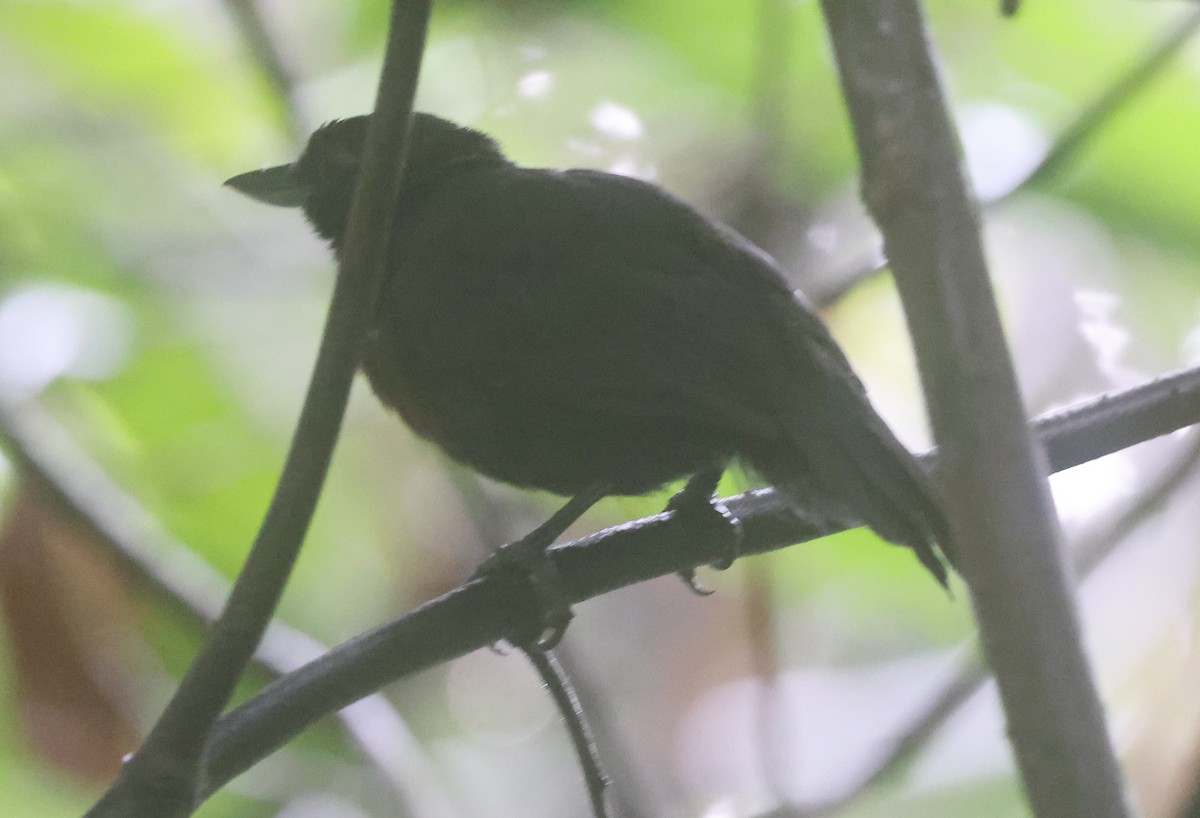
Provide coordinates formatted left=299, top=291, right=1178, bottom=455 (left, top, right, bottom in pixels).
left=0, top=482, right=143, bottom=781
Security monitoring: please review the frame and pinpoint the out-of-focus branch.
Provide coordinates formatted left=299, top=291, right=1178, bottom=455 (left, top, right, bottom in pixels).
left=220, top=0, right=308, bottom=141
left=1007, top=7, right=1200, bottom=198
left=0, top=401, right=458, bottom=817
left=798, top=660, right=989, bottom=818
left=763, top=430, right=1200, bottom=818
left=745, top=562, right=789, bottom=803
left=1179, top=745, right=1200, bottom=818
left=809, top=7, right=1200, bottom=308
left=195, top=366, right=1200, bottom=798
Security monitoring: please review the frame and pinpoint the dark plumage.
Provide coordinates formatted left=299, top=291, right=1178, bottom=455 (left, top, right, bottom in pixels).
left=227, top=113, right=952, bottom=584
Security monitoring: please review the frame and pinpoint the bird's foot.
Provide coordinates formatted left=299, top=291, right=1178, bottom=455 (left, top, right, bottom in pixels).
left=473, top=534, right=572, bottom=650
left=471, top=484, right=609, bottom=651
left=667, top=469, right=743, bottom=595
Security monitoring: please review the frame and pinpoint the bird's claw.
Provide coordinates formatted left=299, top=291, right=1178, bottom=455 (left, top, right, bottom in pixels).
left=473, top=537, right=572, bottom=651
left=471, top=485, right=611, bottom=651
left=677, top=567, right=716, bottom=596
left=667, top=477, right=744, bottom=595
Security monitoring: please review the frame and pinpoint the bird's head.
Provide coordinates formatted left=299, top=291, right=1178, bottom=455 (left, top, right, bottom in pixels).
left=226, top=113, right=508, bottom=248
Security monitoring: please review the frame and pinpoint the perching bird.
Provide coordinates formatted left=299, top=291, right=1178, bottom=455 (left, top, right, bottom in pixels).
left=227, top=113, right=952, bottom=589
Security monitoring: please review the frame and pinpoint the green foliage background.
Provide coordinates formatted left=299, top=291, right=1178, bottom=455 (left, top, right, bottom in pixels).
left=1, top=1, right=1199, bottom=816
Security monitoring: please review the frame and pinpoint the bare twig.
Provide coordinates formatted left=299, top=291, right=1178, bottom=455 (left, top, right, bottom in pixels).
left=83, top=2, right=434, bottom=815
left=544, top=648, right=656, bottom=818
left=1038, top=372, right=1200, bottom=479
left=819, top=2, right=1130, bottom=816
left=523, top=650, right=610, bottom=818
left=446, top=472, right=617, bottom=818
left=193, top=367, right=1200, bottom=799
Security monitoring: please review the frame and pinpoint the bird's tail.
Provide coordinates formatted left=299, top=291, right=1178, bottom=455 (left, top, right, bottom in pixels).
left=745, top=387, right=954, bottom=587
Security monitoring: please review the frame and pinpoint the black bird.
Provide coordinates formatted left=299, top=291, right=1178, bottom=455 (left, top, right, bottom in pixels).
left=227, top=113, right=952, bottom=596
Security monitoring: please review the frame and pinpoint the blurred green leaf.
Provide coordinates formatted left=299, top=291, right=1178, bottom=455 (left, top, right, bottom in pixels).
left=0, top=0, right=283, bottom=163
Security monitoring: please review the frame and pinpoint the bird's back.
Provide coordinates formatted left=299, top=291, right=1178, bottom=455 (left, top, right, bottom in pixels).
left=365, top=159, right=952, bottom=579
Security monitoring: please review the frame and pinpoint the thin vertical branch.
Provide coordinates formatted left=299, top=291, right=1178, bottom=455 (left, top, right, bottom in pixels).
left=524, top=650, right=611, bottom=818
left=818, top=2, right=1131, bottom=817
left=1005, top=7, right=1200, bottom=199
left=745, top=564, right=791, bottom=804
left=749, top=0, right=796, bottom=174
left=82, top=2, right=434, bottom=815
left=220, top=0, right=309, bottom=141
left=733, top=0, right=801, bottom=794
left=447, top=470, right=656, bottom=818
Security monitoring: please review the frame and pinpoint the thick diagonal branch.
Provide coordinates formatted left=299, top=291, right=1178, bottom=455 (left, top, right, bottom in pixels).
left=195, top=366, right=1200, bottom=799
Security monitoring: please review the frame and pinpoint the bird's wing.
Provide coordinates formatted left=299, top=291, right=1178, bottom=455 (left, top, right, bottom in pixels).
left=383, top=165, right=953, bottom=576
left=390, top=167, right=836, bottom=441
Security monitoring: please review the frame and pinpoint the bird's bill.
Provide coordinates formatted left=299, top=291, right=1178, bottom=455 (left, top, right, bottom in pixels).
left=224, top=164, right=307, bottom=208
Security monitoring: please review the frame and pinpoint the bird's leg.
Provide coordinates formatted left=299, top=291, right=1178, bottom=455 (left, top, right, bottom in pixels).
left=473, top=482, right=611, bottom=650
left=666, top=466, right=744, bottom=595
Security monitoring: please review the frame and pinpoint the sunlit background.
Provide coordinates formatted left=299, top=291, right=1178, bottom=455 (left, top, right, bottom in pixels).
left=2, top=1, right=1200, bottom=816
